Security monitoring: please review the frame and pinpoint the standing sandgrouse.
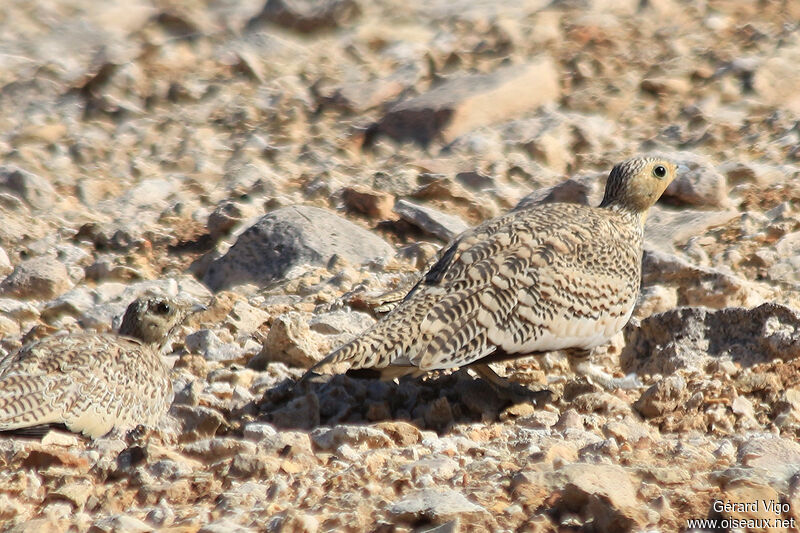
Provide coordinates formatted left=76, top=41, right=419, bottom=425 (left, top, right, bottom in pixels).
left=302, top=155, right=679, bottom=387
left=0, top=297, right=192, bottom=438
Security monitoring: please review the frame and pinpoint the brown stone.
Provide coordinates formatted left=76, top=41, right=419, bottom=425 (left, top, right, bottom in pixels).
left=375, top=57, right=559, bottom=145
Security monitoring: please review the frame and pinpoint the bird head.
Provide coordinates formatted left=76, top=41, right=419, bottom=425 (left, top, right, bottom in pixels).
left=599, top=155, right=679, bottom=217
left=118, top=297, right=204, bottom=349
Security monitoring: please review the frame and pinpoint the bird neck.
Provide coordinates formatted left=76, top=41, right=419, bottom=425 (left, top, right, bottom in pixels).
left=603, top=203, right=648, bottom=241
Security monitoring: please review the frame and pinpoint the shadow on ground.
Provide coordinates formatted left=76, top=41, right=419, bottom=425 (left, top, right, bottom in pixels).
left=255, top=371, right=548, bottom=433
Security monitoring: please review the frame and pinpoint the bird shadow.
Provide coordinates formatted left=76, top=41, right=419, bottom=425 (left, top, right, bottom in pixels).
left=254, top=370, right=547, bottom=435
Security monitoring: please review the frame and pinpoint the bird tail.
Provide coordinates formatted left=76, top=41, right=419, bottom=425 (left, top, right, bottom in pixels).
left=0, top=375, right=67, bottom=431
left=299, top=291, right=439, bottom=382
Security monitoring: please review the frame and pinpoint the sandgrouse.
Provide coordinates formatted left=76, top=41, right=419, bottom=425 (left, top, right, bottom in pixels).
left=302, top=155, right=679, bottom=389
left=0, top=297, right=192, bottom=438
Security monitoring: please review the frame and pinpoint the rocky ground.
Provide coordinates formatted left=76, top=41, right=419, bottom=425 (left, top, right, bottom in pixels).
left=1, top=0, right=800, bottom=531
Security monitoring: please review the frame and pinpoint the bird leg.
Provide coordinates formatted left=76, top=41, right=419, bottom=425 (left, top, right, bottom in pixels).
left=470, top=363, right=552, bottom=406
left=566, top=350, right=641, bottom=391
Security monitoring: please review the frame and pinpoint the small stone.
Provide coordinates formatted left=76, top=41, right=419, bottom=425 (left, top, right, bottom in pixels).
left=198, top=520, right=254, bottom=533
left=254, top=312, right=322, bottom=369
left=89, top=514, right=152, bottom=533
left=225, top=300, right=270, bottom=335
left=267, top=393, right=320, bottom=430
left=242, top=422, right=279, bottom=443
left=207, top=201, right=258, bottom=239
left=662, top=152, right=729, bottom=208
left=341, top=186, right=395, bottom=219
left=0, top=247, right=11, bottom=277
left=720, top=161, right=791, bottom=186
left=641, top=248, right=766, bottom=308
left=0, top=256, right=73, bottom=300
left=171, top=405, right=226, bottom=442
left=623, top=303, right=800, bottom=376
left=645, top=206, right=739, bottom=252
left=716, top=482, right=783, bottom=527
left=404, top=456, right=459, bottom=481
left=731, top=396, right=755, bottom=419
left=248, top=0, right=361, bottom=33
left=633, top=375, right=687, bottom=418
left=424, top=396, right=455, bottom=429
left=181, top=438, right=257, bottom=461
left=394, top=199, right=469, bottom=241
left=737, top=435, right=800, bottom=484
left=310, top=425, right=392, bottom=451
left=51, top=480, right=94, bottom=509
left=185, top=329, right=244, bottom=362
left=752, top=45, right=800, bottom=114
left=0, top=166, right=56, bottom=210
left=375, top=421, right=422, bottom=446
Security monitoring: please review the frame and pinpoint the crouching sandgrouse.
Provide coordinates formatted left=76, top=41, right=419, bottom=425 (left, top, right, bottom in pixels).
left=0, top=297, right=193, bottom=438
left=302, top=155, right=678, bottom=390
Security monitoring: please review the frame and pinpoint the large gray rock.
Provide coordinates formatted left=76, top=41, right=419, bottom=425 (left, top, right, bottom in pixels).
left=203, top=206, right=394, bottom=291
left=641, top=248, right=768, bottom=309
left=644, top=206, right=739, bottom=252
left=622, top=303, right=800, bottom=375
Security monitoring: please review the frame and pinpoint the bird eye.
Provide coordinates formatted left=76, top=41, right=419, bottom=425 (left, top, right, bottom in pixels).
left=154, top=301, right=171, bottom=315
left=653, top=165, right=667, bottom=178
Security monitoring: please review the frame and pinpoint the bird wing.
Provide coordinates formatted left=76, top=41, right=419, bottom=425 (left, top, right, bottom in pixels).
left=411, top=205, right=640, bottom=370
left=0, top=373, right=77, bottom=430
left=0, top=334, right=170, bottom=437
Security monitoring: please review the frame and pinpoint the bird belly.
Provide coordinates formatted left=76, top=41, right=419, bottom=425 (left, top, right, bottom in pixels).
left=510, top=304, right=635, bottom=354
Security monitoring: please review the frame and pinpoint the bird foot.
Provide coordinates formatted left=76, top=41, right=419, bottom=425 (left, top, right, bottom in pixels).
left=572, top=360, right=642, bottom=390
left=470, top=363, right=553, bottom=407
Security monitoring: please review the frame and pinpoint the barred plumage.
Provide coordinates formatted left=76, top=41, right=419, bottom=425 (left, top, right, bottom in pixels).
left=0, top=297, right=191, bottom=438
left=303, top=155, right=678, bottom=382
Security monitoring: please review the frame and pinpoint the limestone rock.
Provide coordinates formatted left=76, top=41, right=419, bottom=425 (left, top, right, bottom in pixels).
left=310, top=425, right=393, bottom=451
left=253, top=309, right=374, bottom=369
left=644, top=206, right=738, bottom=251
left=389, top=488, right=486, bottom=523
left=185, top=329, right=245, bottom=362
left=622, top=303, right=800, bottom=375
left=641, top=248, right=769, bottom=308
